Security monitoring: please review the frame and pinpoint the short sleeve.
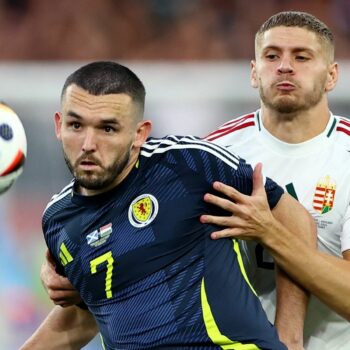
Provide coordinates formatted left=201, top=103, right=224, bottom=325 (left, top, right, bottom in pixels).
left=341, top=204, right=350, bottom=253
left=232, top=159, right=284, bottom=210
left=264, top=176, right=285, bottom=210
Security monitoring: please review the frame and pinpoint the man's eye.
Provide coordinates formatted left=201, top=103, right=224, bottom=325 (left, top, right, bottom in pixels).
left=72, top=122, right=81, bottom=129
left=104, top=126, right=115, bottom=133
left=266, top=54, right=278, bottom=60
left=296, top=56, right=309, bottom=61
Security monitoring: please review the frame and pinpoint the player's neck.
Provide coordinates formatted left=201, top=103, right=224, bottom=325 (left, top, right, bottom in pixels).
left=260, top=102, right=331, bottom=144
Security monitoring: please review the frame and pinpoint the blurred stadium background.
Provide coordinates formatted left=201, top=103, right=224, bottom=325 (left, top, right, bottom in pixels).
left=1, top=0, right=350, bottom=348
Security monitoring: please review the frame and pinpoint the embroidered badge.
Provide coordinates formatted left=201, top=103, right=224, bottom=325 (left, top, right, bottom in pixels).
left=128, top=194, right=158, bottom=228
left=86, top=223, right=113, bottom=247
left=313, top=176, right=336, bottom=214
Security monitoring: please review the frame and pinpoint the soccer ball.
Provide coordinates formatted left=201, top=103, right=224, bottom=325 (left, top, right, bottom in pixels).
left=0, top=103, right=27, bottom=194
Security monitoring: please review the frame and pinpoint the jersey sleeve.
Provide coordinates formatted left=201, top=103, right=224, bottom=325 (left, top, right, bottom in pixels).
left=341, top=203, right=350, bottom=253
left=42, top=212, right=67, bottom=277
left=233, top=158, right=284, bottom=210
left=190, top=136, right=284, bottom=209
left=264, top=176, right=285, bottom=209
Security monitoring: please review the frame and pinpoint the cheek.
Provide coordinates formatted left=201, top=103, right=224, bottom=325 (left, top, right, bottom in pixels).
left=255, top=67, right=272, bottom=85
left=61, top=135, right=81, bottom=153
left=257, top=73, right=273, bottom=90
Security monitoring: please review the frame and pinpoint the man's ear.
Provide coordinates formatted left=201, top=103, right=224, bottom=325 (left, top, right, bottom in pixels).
left=250, top=60, right=258, bottom=89
left=325, top=62, right=338, bottom=93
left=54, top=112, right=62, bottom=140
left=134, top=120, right=152, bottom=148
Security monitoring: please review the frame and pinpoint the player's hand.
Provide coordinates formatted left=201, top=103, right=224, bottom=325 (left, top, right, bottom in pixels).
left=200, top=163, right=276, bottom=240
left=41, top=250, right=82, bottom=307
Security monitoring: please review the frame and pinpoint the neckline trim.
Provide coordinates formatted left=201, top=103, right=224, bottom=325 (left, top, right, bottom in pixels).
left=255, top=110, right=336, bottom=156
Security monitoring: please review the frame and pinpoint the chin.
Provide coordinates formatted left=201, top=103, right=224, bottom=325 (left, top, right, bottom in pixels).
left=272, top=98, right=301, bottom=114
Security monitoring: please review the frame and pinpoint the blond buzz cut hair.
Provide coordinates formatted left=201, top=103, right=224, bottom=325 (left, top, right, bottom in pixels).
left=255, top=11, right=335, bottom=62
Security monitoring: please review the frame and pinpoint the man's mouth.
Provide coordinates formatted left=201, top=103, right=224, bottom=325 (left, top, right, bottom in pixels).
left=276, top=81, right=296, bottom=91
left=78, top=159, right=99, bottom=171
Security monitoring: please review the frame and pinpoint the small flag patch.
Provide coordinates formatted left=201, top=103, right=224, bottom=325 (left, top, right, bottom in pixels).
left=313, top=176, right=336, bottom=214
left=86, top=223, right=113, bottom=247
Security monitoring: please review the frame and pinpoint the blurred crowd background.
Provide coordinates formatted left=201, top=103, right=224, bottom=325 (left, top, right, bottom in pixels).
left=1, top=1, right=350, bottom=349
left=1, top=0, right=350, bottom=60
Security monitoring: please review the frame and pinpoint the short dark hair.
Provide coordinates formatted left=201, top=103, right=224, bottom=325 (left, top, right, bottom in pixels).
left=256, top=11, right=334, bottom=61
left=61, top=61, right=146, bottom=112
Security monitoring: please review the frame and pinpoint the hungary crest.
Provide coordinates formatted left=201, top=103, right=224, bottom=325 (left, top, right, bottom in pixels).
left=313, top=176, right=336, bottom=214
left=128, top=194, right=158, bottom=227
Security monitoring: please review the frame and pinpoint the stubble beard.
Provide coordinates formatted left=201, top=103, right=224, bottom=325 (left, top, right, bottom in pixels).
left=64, top=148, right=132, bottom=191
left=259, top=77, right=327, bottom=115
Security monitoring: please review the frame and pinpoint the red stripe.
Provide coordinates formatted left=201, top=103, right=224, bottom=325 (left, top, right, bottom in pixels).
left=204, top=114, right=254, bottom=140
left=206, top=121, right=255, bottom=142
left=1, top=150, right=25, bottom=176
left=336, top=126, right=350, bottom=136
left=313, top=200, right=324, bottom=204
left=339, top=119, right=350, bottom=128
left=220, top=113, right=255, bottom=128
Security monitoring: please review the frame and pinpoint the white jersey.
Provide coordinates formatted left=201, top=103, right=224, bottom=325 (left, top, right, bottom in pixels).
left=206, top=110, right=350, bottom=350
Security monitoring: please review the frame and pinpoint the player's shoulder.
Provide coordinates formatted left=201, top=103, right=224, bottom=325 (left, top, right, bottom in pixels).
left=204, top=112, right=257, bottom=145
left=141, top=135, right=241, bottom=170
left=333, top=115, right=350, bottom=145
left=43, top=180, right=74, bottom=220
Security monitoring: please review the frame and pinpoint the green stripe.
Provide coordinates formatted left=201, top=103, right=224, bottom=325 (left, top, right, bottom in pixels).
left=201, top=278, right=260, bottom=349
left=256, top=111, right=261, bottom=131
left=285, top=183, right=298, bottom=200
left=100, top=334, right=106, bottom=350
left=59, top=251, right=68, bottom=266
left=59, top=242, right=73, bottom=266
left=327, top=117, right=337, bottom=137
left=233, top=240, right=257, bottom=296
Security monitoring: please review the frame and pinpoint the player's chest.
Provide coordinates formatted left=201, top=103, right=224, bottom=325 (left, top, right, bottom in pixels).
left=51, top=184, right=208, bottom=272
left=242, top=146, right=350, bottom=255
left=50, top=188, right=208, bottom=302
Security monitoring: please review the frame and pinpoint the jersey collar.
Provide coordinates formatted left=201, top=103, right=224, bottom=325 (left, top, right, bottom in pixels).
left=255, top=109, right=336, bottom=157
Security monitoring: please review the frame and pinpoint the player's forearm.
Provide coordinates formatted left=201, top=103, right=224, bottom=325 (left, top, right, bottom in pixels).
left=274, top=266, right=307, bottom=350
left=268, top=194, right=314, bottom=347
left=263, top=220, right=350, bottom=321
left=20, top=305, right=98, bottom=350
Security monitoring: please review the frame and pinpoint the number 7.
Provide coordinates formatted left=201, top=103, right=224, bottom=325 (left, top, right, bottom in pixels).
left=90, top=251, right=114, bottom=298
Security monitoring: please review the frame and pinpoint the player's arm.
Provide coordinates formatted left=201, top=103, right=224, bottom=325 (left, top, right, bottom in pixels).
left=201, top=163, right=350, bottom=321
left=273, top=266, right=307, bottom=349
left=246, top=208, right=350, bottom=322
left=41, top=249, right=82, bottom=307
left=201, top=163, right=316, bottom=348
left=266, top=190, right=315, bottom=349
left=19, top=305, right=98, bottom=350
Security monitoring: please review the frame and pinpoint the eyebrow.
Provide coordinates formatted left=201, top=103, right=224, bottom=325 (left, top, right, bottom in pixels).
left=66, top=110, right=82, bottom=119
left=262, top=45, right=315, bottom=54
left=66, top=110, right=120, bottom=125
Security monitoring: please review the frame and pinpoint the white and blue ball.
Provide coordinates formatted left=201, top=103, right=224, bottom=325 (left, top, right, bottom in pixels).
left=0, top=103, right=27, bottom=194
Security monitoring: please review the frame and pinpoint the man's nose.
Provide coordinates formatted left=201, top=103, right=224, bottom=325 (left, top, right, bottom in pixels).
left=277, top=56, right=294, bottom=74
left=82, top=129, right=97, bottom=152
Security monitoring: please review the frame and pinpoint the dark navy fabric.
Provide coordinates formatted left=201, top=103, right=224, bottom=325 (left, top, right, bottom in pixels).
left=43, top=135, right=286, bottom=350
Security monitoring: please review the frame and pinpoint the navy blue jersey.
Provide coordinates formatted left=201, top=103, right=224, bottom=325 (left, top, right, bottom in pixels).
left=43, top=135, right=286, bottom=350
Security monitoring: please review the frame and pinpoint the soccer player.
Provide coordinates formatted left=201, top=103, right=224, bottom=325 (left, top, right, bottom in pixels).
left=203, top=11, right=350, bottom=350
left=20, top=61, right=314, bottom=350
